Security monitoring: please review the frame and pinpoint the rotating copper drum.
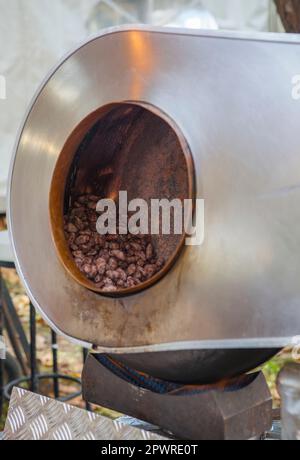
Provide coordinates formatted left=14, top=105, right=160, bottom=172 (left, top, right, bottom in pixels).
left=8, top=27, right=300, bottom=383
left=49, top=102, right=194, bottom=296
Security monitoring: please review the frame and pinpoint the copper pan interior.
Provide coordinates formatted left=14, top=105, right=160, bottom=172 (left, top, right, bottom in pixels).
left=49, top=102, right=194, bottom=296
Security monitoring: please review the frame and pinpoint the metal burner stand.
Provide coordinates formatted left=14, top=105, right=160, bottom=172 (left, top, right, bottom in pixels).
left=82, top=354, right=273, bottom=441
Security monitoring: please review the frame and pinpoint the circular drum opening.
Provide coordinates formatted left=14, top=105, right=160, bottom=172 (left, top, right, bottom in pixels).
left=50, top=103, right=194, bottom=296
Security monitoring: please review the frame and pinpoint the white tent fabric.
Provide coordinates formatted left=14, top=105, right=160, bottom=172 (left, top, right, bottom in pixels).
left=203, top=0, right=282, bottom=32
left=0, top=230, right=13, bottom=263
left=0, top=0, right=281, bottom=213
left=0, top=0, right=97, bottom=212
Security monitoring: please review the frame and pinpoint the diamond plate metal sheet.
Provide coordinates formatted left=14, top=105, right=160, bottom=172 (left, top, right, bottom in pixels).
left=2, top=387, right=166, bottom=440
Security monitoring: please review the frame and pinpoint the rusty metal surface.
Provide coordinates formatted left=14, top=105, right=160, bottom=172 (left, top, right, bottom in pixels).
left=8, top=26, right=300, bottom=351
left=49, top=103, right=193, bottom=295
left=3, top=387, right=166, bottom=441
left=82, top=355, right=273, bottom=441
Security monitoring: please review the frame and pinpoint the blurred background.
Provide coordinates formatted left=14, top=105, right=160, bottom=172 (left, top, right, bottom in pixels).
left=0, top=0, right=293, bottom=428
left=0, top=0, right=284, bottom=206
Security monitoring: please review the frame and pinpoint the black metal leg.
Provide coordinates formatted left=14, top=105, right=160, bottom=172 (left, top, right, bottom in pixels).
left=30, top=303, right=38, bottom=393
left=83, top=348, right=92, bottom=411
left=51, top=330, right=59, bottom=399
left=1, top=272, right=88, bottom=410
left=2, top=280, right=29, bottom=376
left=1, top=280, right=30, bottom=365
left=0, top=269, right=4, bottom=418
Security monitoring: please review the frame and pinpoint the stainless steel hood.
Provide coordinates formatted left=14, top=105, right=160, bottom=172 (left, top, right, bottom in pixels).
left=8, top=26, right=300, bottom=353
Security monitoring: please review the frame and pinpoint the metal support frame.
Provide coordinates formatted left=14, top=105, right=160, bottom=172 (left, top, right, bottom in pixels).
left=0, top=258, right=88, bottom=417
left=1, top=278, right=30, bottom=375
left=51, top=330, right=59, bottom=399
left=29, top=303, right=37, bottom=393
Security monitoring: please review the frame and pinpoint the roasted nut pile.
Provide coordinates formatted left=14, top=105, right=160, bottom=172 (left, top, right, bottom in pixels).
left=64, top=195, right=165, bottom=292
